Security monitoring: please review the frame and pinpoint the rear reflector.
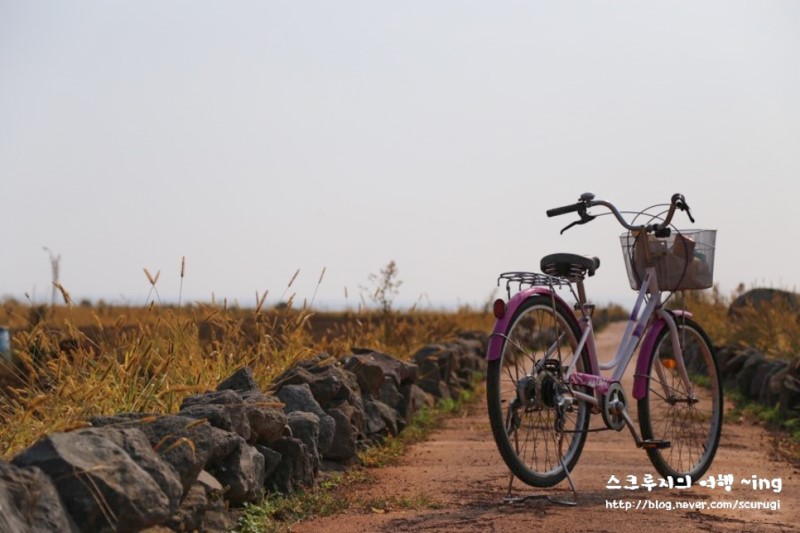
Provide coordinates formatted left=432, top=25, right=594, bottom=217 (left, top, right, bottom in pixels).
left=493, top=299, right=506, bottom=319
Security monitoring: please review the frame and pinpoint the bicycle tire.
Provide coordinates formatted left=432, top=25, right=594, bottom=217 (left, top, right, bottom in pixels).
left=487, top=295, right=591, bottom=487
left=637, top=315, right=722, bottom=481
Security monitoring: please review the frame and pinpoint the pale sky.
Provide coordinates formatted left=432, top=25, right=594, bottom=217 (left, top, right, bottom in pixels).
left=1, top=1, right=799, bottom=309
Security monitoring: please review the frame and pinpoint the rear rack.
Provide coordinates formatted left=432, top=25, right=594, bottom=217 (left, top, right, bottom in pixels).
left=497, top=271, right=569, bottom=299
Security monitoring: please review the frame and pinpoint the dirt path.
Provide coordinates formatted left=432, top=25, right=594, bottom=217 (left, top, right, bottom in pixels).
left=293, top=323, right=799, bottom=532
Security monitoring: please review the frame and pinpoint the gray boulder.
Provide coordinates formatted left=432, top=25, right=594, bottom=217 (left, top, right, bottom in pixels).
left=287, top=411, right=321, bottom=473
left=197, top=469, right=225, bottom=500
left=413, top=344, right=454, bottom=383
left=456, top=329, right=490, bottom=350
left=275, top=357, right=361, bottom=407
left=412, top=345, right=455, bottom=399
left=209, top=437, right=265, bottom=506
left=277, top=384, right=335, bottom=454
left=343, top=350, right=418, bottom=396
left=737, top=352, right=767, bottom=399
left=165, top=481, right=207, bottom=532
left=766, top=364, right=790, bottom=406
left=265, top=437, right=316, bottom=493
left=398, top=383, right=435, bottom=422
left=753, top=360, right=787, bottom=403
left=240, top=391, right=288, bottom=444
left=0, top=462, right=77, bottom=533
left=197, top=469, right=233, bottom=532
left=90, top=414, right=240, bottom=496
left=419, top=376, right=452, bottom=400
left=723, top=350, right=750, bottom=379
left=217, top=366, right=260, bottom=394
left=452, top=337, right=488, bottom=373
left=779, top=362, right=800, bottom=418
left=714, top=346, right=737, bottom=376
left=730, top=288, right=800, bottom=314
left=255, top=445, right=282, bottom=479
left=323, top=407, right=358, bottom=462
left=163, top=469, right=227, bottom=530
left=81, top=427, right=183, bottom=514
left=201, top=510, right=234, bottom=533
left=180, top=389, right=251, bottom=442
left=379, top=377, right=403, bottom=410
left=363, top=398, right=399, bottom=438
left=12, top=430, right=173, bottom=532
left=177, top=403, right=239, bottom=437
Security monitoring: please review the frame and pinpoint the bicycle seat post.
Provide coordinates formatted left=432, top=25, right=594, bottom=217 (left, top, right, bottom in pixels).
left=576, top=279, right=587, bottom=306
left=574, top=279, right=597, bottom=318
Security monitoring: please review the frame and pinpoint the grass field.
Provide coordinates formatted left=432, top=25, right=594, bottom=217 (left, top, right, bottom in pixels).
left=0, top=292, right=494, bottom=460
left=671, top=285, right=800, bottom=360
left=1, top=279, right=793, bottom=461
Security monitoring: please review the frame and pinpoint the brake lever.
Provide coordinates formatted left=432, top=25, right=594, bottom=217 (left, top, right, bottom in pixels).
left=675, top=198, right=696, bottom=223
left=560, top=211, right=596, bottom=234
left=684, top=204, right=695, bottom=223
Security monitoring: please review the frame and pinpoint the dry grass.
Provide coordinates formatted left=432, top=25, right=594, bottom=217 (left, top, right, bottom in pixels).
left=0, top=293, right=492, bottom=460
left=671, top=285, right=800, bottom=359
left=0, top=274, right=716, bottom=462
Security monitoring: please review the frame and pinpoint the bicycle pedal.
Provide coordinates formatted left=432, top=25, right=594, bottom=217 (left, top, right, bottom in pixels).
left=640, top=439, right=671, bottom=450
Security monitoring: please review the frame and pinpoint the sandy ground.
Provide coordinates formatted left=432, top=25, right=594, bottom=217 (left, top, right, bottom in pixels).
left=292, top=322, right=799, bottom=532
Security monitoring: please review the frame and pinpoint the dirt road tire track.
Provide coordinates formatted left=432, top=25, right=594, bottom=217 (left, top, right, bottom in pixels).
left=293, top=323, right=799, bottom=532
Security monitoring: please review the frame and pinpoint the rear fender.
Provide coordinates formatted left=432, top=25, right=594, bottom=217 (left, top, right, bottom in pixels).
left=486, top=288, right=574, bottom=362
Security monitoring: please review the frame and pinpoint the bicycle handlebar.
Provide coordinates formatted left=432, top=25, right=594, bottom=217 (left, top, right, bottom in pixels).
left=547, top=192, right=695, bottom=233
left=546, top=203, right=582, bottom=217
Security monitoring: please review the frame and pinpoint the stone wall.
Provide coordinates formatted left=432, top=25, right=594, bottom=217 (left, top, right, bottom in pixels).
left=716, top=346, right=800, bottom=420
left=720, top=288, right=800, bottom=420
left=0, top=331, right=488, bottom=533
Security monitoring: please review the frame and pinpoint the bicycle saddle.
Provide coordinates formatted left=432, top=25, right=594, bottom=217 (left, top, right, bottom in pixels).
left=540, top=253, right=600, bottom=281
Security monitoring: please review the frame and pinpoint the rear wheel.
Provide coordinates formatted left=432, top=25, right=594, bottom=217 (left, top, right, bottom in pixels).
left=637, top=316, right=722, bottom=480
left=487, top=295, right=591, bottom=487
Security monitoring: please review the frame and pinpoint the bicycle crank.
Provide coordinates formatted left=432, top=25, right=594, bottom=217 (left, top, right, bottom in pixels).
left=601, top=382, right=627, bottom=431
left=601, top=383, right=672, bottom=450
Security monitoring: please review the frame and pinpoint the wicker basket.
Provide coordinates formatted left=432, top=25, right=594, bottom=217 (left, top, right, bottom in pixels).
left=620, top=229, right=716, bottom=291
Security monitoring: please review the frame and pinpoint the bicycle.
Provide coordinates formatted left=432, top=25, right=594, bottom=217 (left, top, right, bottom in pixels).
left=486, top=193, right=721, bottom=504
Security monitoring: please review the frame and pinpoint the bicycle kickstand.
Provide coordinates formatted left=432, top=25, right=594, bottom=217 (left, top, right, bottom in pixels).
left=503, top=465, right=553, bottom=505
left=503, top=472, right=552, bottom=505
left=503, top=412, right=578, bottom=506
left=547, top=423, right=578, bottom=506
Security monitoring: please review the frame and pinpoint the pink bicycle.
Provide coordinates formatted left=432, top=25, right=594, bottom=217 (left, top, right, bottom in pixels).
left=486, top=193, right=721, bottom=502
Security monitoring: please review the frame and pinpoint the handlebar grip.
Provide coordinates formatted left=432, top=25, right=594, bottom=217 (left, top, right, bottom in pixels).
left=546, top=203, right=581, bottom=217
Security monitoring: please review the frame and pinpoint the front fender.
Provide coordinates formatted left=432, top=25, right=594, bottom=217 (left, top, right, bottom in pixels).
left=632, top=310, right=692, bottom=400
left=486, top=288, right=573, bottom=361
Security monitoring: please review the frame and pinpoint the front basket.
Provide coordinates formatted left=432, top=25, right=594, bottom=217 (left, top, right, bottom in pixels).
left=620, top=229, right=716, bottom=291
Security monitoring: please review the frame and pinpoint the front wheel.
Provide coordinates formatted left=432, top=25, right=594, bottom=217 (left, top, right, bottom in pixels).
left=487, top=295, right=591, bottom=487
left=637, top=316, right=722, bottom=481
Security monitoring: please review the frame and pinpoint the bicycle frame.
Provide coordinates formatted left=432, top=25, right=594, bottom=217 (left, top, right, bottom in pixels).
left=486, top=266, right=696, bottom=409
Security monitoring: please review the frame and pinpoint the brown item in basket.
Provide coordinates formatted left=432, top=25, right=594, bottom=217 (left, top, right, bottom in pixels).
left=671, top=234, right=696, bottom=259
left=631, top=234, right=711, bottom=291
